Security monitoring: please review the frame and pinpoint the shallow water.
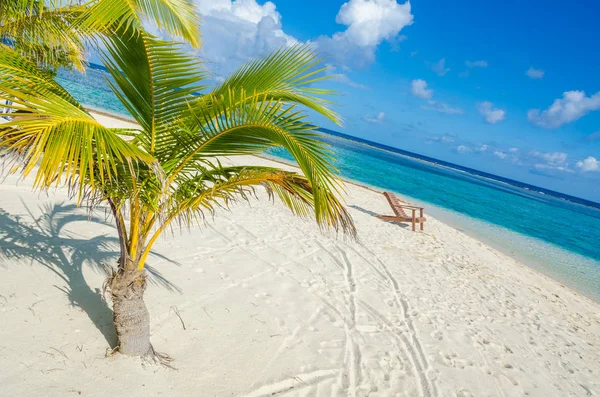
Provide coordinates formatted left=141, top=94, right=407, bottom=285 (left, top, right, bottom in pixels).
left=56, top=67, right=600, bottom=302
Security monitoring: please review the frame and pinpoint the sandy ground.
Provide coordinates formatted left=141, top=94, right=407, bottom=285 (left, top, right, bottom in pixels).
left=0, top=112, right=599, bottom=397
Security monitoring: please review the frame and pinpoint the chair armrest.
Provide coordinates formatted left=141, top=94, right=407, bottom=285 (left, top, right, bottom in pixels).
left=397, top=204, right=424, bottom=210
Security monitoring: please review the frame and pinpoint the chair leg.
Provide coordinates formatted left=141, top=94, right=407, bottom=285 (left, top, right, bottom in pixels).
left=411, top=209, right=416, bottom=232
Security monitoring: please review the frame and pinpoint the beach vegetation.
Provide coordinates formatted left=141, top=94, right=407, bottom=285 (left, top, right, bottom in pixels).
left=0, top=3, right=355, bottom=361
left=0, top=0, right=201, bottom=74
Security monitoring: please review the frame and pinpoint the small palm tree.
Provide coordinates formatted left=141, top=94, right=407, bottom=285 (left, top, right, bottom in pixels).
left=0, top=29, right=355, bottom=359
left=0, top=0, right=201, bottom=73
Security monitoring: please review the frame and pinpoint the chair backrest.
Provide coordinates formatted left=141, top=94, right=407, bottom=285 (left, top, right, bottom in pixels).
left=383, top=192, right=409, bottom=218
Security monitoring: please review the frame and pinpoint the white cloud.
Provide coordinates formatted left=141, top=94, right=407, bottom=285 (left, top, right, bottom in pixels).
left=466, top=60, right=488, bottom=68
left=493, top=151, right=507, bottom=159
left=195, top=0, right=414, bottom=81
left=315, top=0, right=414, bottom=66
left=509, top=147, right=519, bottom=153
left=477, top=144, right=488, bottom=152
left=531, top=151, right=568, bottom=165
left=197, top=0, right=278, bottom=23
left=477, top=101, right=506, bottom=124
left=576, top=156, right=599, bottom=172
left=431, top=58, right=450, bottom=76
left=410, top=79, right=433, bottom=100
left=410, top=79, right=463, bottom=115
left=365, top=111, right=385, bottom=123
left=456, top=145, right=471, bottom=153
left=528, top=90, right=600, bottom=128
left=195, top=0, right=297, bottom=78
left=534, top=163, right=574, bottom=173
left=336, top=0, right=413, bottom=47
left=529, top=150, right=574, bottom=172
left=526, top=67, right=545, bottom=79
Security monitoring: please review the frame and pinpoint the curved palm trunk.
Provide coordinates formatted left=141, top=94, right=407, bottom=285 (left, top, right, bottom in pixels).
left=109, top=268, right=153, bottom=357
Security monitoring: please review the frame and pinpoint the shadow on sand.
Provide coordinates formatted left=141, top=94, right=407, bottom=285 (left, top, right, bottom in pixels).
left=0, top=202, right=180, bottom=348
left=349, top=205, right=409, bottom=228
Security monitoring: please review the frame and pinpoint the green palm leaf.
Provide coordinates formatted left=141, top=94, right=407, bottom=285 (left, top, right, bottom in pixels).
left=0, top=46, right=152, bottom=195
left=167, top=165, right=355, bottom=236
left=78, top=0, right=201, bottom=48
left=101, top=31, right=205, bottom=156
left=207, top=44, right=341, bottom=125
left=0, top=0, right=89, bottom=71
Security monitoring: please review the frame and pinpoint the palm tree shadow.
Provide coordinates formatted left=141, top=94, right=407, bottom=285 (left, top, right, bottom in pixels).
left=0, top=202, right=181, bottom=348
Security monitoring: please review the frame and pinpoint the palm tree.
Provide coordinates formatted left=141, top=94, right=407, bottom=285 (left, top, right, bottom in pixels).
left=0, top=30, right=355, bottom=360
left=0, top=0, right=201, bottom=73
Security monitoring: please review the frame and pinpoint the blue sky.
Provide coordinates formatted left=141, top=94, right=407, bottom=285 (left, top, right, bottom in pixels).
left=195, top=0, right=599, bottom=201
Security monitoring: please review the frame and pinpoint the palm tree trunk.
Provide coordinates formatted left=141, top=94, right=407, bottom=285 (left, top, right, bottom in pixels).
left=109, top=268, right=153, bottom=357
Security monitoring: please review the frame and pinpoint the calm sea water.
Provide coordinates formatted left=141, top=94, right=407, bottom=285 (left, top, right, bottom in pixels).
left=56, top=67, right=600, bottom=302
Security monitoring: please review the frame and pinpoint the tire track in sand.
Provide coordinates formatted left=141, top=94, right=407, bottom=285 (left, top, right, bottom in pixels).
left=347, top=244, right=438, bottom=397
left=208, top=221, right=359, bottom=396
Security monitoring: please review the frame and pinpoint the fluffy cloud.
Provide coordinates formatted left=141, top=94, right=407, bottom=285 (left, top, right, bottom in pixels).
left=410, top=79, right=432, bottom=100
left=410, top=79, right=463, bottom=115
left=530, top=151, right=573, bottom=172
left=195, top=0, right=297, bottom=78
left=477, top=101, right=506, bottom=124
left=534, top=163, right=574, bottom=173
left=193, top=0, right=413, bottom=81
left=196, top=0, right=278, bottom=23
left=528, top=90, right=600, bottom=128
left=456, top=145, right=471, bottom=153
left=576, top=156, right=599, bottom=172
left=526, top=67, right=545, bottom=79
left=430, top=58, right=450, bottom=76
left=477, top=144, right=488, bottom=152
left=509, top=147, right=519, bottom=153
left=466, top=60, right=488, bottom=68
left=531, top=151, right=568, bottom=165
left=365, top=111, right=385, bottom=123
left=335, top=0, right=413, bottom=47
left=493, top=151, right=507, bottom=159
left=315, top=0, right=414, bottom=66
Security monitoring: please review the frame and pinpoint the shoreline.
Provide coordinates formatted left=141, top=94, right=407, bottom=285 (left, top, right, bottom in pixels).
left=260, top=151, right=600, bottom=306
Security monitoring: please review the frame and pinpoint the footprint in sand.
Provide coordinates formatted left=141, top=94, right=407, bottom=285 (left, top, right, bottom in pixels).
left=431, top=331, right=444, bottom=341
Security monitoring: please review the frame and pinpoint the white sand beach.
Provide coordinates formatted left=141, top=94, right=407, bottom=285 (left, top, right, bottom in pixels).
left=1, top=112, right=599, bottom=397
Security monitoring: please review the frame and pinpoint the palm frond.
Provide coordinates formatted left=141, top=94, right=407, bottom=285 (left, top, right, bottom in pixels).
left=165, top=86, right=352, bottom=235
left=101, top=31, right=204, bottom=156
left=0, top=0, right=89, bottom=71
left=168, top=90, right=335, bottom=181
left=167, top=165, right=355, bottom=236
left=206, top=44, right=341, bottom=125
left=78, top=0, right=201, bottom=48
left=0, top=46, right=152, bottom=195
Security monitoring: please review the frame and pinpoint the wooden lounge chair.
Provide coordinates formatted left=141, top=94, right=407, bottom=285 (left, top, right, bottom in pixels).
left=377, top=192, right=426, bottom=231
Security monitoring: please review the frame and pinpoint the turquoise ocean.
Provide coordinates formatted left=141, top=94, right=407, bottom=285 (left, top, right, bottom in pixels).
left=56, top=66, right=600, bottom=302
